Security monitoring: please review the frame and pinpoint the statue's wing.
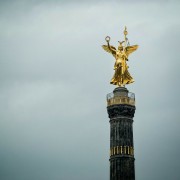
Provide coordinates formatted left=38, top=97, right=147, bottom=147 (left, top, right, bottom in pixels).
left=102, top=45, right=116, bottom=58
left=125, top=45, right=138, bottom=57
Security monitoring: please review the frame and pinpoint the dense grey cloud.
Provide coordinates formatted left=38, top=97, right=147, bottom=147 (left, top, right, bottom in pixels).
left=0, top=0, right=180, bottom=180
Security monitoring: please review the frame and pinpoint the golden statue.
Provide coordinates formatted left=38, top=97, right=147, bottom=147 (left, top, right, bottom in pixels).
left=102, top=27, right=138, bottom=87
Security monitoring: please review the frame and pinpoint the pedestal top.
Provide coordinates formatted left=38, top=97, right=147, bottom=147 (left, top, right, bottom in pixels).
left=107, top=87, right=135, bottom=106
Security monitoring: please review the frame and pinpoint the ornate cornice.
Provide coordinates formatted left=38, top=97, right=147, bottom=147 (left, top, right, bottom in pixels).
left=107, top=104, right=135, bottom=118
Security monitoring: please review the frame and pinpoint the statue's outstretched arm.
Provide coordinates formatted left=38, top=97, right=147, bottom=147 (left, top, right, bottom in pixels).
left=106, top=36, right=115, bottom=52
left=107, top=41, right=111, bottom=49
left=102, top=36, right=116, bottom=57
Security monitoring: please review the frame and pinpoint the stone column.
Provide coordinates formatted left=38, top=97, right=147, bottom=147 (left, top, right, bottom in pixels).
left=107, top=87, right=136, bottom=180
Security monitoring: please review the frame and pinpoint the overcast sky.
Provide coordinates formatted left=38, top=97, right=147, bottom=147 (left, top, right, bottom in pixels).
left=0, top=0, right=180, bottom=180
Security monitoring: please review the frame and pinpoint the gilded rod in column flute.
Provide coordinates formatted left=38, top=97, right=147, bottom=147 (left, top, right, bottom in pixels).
left=102, top=27, right=138, bottom=87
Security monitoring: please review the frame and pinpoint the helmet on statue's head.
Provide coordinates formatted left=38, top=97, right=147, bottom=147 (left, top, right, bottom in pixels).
left=118, top=41, right=124, bottom=50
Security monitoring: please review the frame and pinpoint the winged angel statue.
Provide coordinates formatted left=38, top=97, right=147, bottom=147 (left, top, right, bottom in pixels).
left=102, top=27, right=138, bottom=87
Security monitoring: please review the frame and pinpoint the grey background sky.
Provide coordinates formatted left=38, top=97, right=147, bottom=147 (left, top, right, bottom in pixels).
left=0, top=0, right=180, bottom=180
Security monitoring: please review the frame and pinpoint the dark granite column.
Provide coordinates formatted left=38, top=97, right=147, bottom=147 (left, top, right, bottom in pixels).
left=107, top=87, right=136, bottom=180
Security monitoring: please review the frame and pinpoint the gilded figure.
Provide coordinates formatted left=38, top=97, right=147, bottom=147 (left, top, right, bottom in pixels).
left=102, top=27, right=138, bottom=87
